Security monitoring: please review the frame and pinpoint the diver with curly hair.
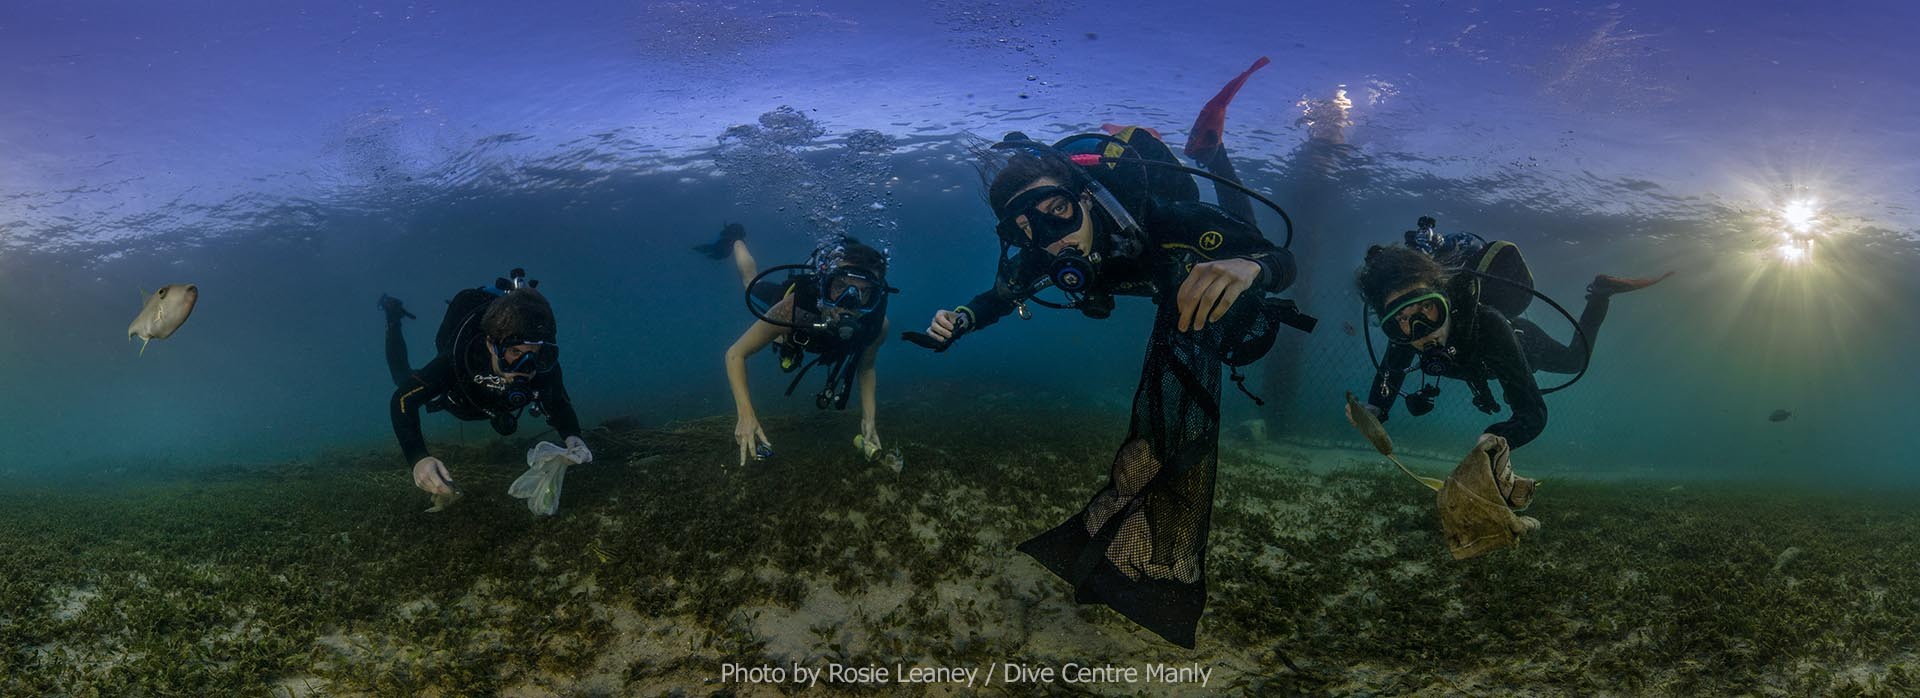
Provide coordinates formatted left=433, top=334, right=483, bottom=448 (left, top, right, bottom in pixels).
left=1353, top=242, right=1671, bottom=448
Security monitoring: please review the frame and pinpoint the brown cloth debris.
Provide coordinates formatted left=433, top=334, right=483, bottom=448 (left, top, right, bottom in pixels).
left=1437, top=434, right=1541, bottom=560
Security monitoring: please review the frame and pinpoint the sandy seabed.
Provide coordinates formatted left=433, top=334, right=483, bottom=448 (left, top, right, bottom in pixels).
left=3, top=404, right=1916, bottom=696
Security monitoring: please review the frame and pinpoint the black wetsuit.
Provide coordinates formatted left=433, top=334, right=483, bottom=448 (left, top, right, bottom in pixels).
left=958, top=196, right=1296, bottom=648
left=384, top=295, right=582, bottom=467
left=751, top=275, right=885, bottom=407
left=954, top=200, right=1293, bottom=331
left=1365, top=277, right=1609, bottom=449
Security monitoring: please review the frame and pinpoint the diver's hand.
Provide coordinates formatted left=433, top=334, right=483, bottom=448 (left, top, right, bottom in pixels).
left=927, top=309, right=966, bottom=342
left=412, top=457, right=455, bottom=495
left=859, top=421, right=881, bottom=459
left=734, top=416, right=771, bottom=466
left=564, top=435, right=593, bottom=465
left=1176, top=259, right=1262, bottom=332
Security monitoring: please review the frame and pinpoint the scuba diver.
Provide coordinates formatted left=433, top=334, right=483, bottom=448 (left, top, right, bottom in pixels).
left=380, top=268, right=591, bottom=499
left=1353, top=224, right=1673, bottom=449
left=910, top=58, right=1313, bottom=648
left=708, top=225, right=894, bottom=467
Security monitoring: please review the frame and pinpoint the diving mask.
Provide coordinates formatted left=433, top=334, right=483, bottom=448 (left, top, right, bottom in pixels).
left=1379, top=290, right=1450, bottom=344
left=489, top=337, right=557, bottom=375
left=995, top=185, right=1084, bottom=250
left=821, top=268, right=885, bottom=313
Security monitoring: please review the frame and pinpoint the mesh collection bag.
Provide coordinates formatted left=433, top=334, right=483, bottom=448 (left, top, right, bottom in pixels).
left=1017, top=291, right=1282, bottom=648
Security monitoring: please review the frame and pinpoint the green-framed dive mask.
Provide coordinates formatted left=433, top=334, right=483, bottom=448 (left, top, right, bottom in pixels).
left=1378, top=290, right=1450, bottom=345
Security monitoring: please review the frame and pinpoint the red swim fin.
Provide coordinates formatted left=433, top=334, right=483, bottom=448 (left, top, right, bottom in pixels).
left=1184, top=56, right=1271, bottom=159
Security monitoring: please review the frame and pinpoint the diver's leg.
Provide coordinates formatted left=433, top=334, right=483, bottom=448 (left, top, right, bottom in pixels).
left=1512, top=301, right=1603, bottom=375
left=1185, top=57, right=1269, bottom=224
left=384, top=316, right=412, bottom=387
left=379, top=295, right=414, bottom=387
left=733, top=240, right=758, bottom=290
left=1193, top=146, right=1256, bottom=224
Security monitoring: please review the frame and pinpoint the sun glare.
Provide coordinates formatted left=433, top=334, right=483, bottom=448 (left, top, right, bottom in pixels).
left=1776, top=239, right=1811, bottom=265
left=1779, top=198, right=1818, bottom=233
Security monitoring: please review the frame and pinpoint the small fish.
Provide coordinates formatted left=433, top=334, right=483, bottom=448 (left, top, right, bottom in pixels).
left=127, top=283, right=199, bottom=355
left=1341, top=321, right=1357, bottom=337
left=1769, top=409, right=1792, bottom=422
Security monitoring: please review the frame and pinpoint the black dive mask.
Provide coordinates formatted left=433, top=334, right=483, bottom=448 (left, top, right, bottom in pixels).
left=995, top=185, right=1084, bottom=250
left=490, top=337, right=558, bottom=373
left=817, top=266, right=889, bottom=341
left=820, top=267, right=885, bottom=313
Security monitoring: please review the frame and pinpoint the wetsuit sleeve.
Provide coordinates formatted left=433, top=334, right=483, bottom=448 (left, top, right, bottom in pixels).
left=1476, top=311, right=1548, bottom=448
left=1366, top=343, right=1417, bottom=419
left=1151, top=201, right=1295, bottom=293
left=954, top=287, right=1017, bottom=333
left=954, top=250, right=1045, bottom=333
left=390, top=356, right=452, bottom=466
left=535, top=365, right=583, bottom=440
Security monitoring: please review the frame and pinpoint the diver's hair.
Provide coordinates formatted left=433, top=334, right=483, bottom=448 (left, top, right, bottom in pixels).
left=830, top=237, right=889, bottom=277
left=481, top=288, right=557, bottom=343
left=969, top=135, right=1085, bottom=216
left=1356, top=245, right=1449, bottom=313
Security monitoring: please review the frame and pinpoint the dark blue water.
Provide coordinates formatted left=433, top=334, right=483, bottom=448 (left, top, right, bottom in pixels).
left=2, top=0, right=1916, bottom=484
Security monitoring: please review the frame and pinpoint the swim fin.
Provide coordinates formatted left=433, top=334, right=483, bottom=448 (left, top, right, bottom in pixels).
left=692, top=222, right=747, bottom=259
left=378, top=293, right=416, bottom=322
left=1588, top=271, right=1674, bottom=297
left=1184, top=56, right=1271, bottom=160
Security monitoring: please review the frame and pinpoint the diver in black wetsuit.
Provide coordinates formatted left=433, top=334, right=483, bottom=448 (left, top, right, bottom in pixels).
left=709, top=228, right=894, bottom=467
left=913, top=111, right=1309, bottom=647
left=1354, top=244, right=1671, bottom=449
left=379, top=269, right=590, bottom=497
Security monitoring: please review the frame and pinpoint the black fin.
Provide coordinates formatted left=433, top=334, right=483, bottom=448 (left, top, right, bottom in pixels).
left=692, top=222, right=748, bottom=259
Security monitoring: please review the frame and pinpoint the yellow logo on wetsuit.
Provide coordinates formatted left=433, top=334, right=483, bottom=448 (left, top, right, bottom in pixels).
left=1198, top=230, right=1224, bottom=251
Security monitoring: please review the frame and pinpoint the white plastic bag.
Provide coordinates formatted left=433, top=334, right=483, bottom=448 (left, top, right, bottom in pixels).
left=510, top=441, right=586, bottom=516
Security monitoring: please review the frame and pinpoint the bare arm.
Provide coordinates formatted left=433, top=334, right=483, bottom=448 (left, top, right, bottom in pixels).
left=725, top=315, right=786, bottom=422
left=856, top=319, right=889, bottom=442
left=724, top=297, right=792, bottom=464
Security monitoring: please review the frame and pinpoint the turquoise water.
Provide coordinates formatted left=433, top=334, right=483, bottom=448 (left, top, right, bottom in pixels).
left=5, top=1, right=1912, bottom=484
left=2, top=1, right=1918, bottom=693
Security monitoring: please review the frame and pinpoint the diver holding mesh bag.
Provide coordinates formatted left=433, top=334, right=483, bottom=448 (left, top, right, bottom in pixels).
left=906, top=58, right=1313, bottom=647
